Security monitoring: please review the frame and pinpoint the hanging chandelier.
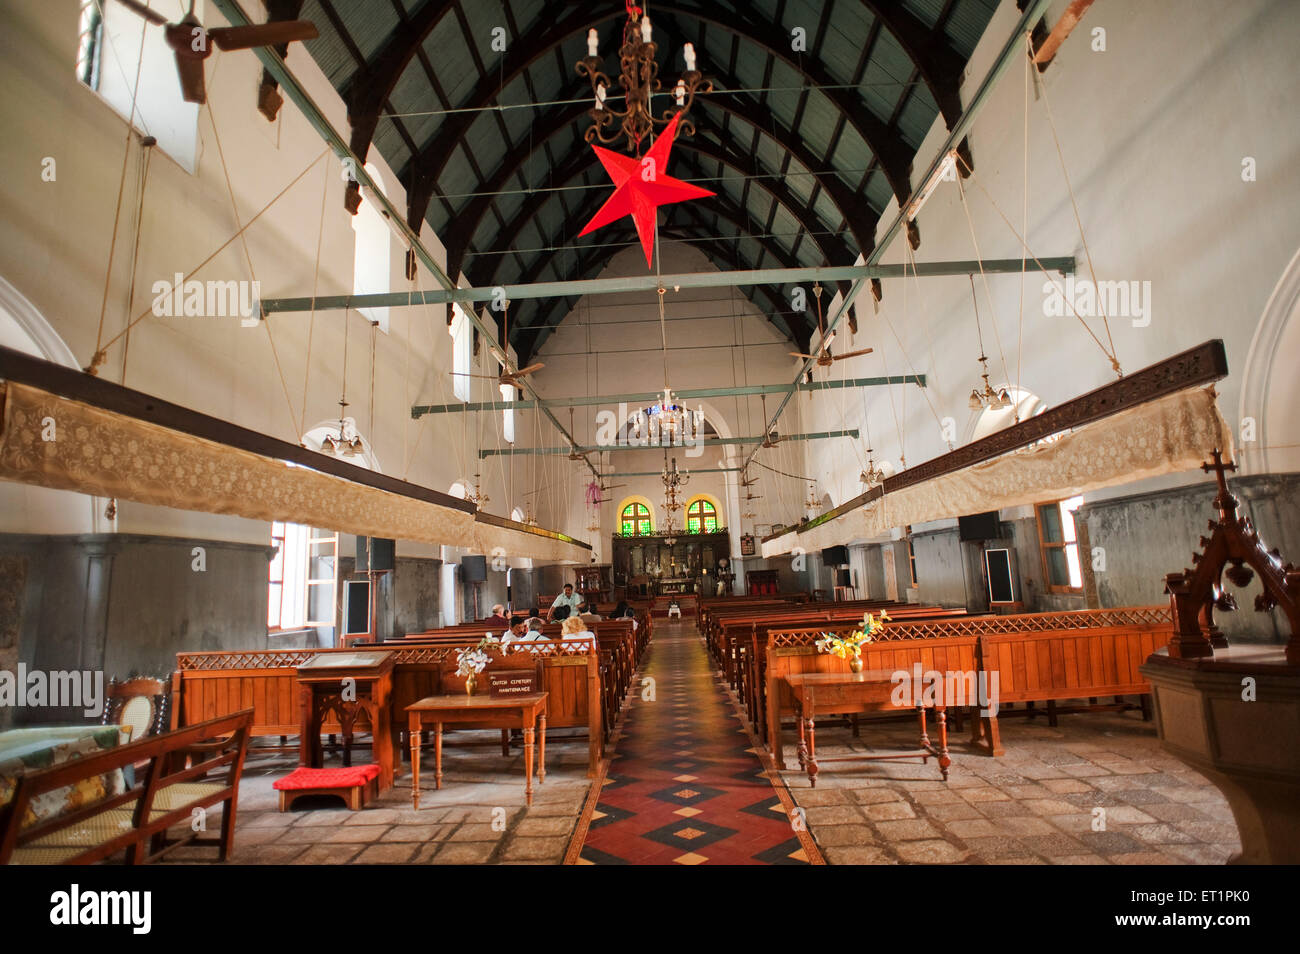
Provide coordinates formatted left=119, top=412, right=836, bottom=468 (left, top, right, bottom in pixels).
left=968, top=353, right=1012, bottom=410
left=576, top=2, right=711, bottom=153
left=320, top=404, right=364, bottom=458
left=967, top=274, right=1011, bottom=411
left=805, top=482, right=820, bottom=514
left=860, top=449, right=885, bottom=486
left=466, top=474, right=490, bottom=511
left=661, top=453, right=689, bottom=525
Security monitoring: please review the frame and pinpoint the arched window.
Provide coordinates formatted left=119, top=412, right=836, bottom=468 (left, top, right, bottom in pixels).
left=449, top=304, right=472, bottom=402
left=686, top=497, right=719, bottom=533
left=620, top=502, right=653, bottom=537
left=352, top=162, right=390, bottom=333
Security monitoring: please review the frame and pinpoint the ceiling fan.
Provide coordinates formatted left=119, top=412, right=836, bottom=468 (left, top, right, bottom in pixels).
left=114, top=0, right=318, bottom=105
left=758, top=394, right=791, bottom=447
left=489, top=300, right=544, bottom=385
left=788, top=282, right=874, bottom=367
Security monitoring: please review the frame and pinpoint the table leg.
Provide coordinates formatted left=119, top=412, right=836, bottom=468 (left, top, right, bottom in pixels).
left=796, top=706, right=808, bottom=770
left=523, top=724, right=536, bottom=806
left=918, top=706, right=931, bottom=764
left=501, top=729, right=510, bottom=757
left=410, top=715, right=421, bottom=811
left=937, top=706, right=951, bottom=781
left=806, top=715, right=819, bottom=788
left=435, top=722, right=443, bottom=791
left=537, top=714, right=546, bottom=784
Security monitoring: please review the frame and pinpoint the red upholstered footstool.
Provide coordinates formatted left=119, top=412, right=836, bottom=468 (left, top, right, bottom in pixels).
left=273, top=764, right=381, bottom=811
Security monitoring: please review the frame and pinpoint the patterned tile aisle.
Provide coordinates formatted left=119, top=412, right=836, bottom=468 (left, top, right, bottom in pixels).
left=569, top=620, right=822, bottom=865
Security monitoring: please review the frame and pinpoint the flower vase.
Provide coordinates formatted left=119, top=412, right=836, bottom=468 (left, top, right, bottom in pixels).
left=465, top=672, right=478, bottom=696
left=848, top=654, right=863, bottom=674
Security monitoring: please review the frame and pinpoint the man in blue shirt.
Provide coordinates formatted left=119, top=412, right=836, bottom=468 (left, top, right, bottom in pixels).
left=547, top=582, right=582, bottom=621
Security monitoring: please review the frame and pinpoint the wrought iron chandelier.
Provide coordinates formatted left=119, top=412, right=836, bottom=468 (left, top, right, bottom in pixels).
left=576, top=2, right=711, bottom=153
left=661, top=453, right=689, bottom=522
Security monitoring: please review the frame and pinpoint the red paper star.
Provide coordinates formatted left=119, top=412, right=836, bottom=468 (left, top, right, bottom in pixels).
left=578, top=112, right=715, bottom=268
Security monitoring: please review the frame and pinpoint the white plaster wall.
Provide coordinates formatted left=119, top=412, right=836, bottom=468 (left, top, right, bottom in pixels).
left=0, top=0, right=557, bottom=550
left=801, top=0, right=1300, bottom=530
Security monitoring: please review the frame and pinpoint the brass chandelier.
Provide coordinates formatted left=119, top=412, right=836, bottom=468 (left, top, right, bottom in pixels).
left=576, top=3, right=711, bottom=153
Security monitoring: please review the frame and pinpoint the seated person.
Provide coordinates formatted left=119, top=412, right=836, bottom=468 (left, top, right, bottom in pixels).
left=577, top=601, right=602, bottom=625
left=561, top=615, right=596, bottom=642
left=611, top=599, right=634, bottom=619
left=551, top=603, right=572, bottom=622
left=528, top=607, right=540, bottom=618
left=526, top=617, right=545, bottom=633
left=547, top=583, right=582, bottom=621
left=485, top=603, right=510, bottom=626
left=508, top=615, right=528, bottom=638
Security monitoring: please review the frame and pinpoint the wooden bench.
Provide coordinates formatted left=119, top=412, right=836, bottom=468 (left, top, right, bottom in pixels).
left=761, top=606, right=1174, bottom=765
left=0, top=711, right=253, bottom=865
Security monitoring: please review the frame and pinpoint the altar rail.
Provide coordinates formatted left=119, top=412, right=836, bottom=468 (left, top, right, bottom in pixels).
left=172, top=639, right=603, bottom=775
left=761, top=606, right=1173, bottom=766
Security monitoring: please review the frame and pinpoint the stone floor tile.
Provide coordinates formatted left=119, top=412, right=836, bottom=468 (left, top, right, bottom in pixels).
left=354, top=843, right=418, bottom=864
left=823, top=845, right=897, bottom=864
left=874, top=818, right=941, bottom=841
left=895, top=839, right=969, bottom=864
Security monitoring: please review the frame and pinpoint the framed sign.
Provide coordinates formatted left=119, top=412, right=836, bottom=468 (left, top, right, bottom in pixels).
left=488, top=669, right=539, bottom=698
left=984, top=548, right=1017, bottom=605
left=740, top=534, right=756, bottom=556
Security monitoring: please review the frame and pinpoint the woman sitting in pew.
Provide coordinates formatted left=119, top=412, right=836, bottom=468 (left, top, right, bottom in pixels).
left=561, top=615, right=596, bottom=644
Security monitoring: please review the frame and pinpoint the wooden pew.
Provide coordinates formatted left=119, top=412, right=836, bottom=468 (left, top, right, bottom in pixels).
left=760, top=605, right=1174, bottom=766
left=762, top=626, right=980, bottom=770
left=0, top=711, right=253, bottom=865
left=173, top=639, right=605, bottom=776
left=742, top=607, right=969, bottom=736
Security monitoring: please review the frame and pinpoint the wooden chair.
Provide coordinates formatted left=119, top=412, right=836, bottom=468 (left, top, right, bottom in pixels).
left=101, top=675, right=171, bottom=744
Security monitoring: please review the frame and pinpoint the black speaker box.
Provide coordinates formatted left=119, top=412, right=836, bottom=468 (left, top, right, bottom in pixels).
left=355, top=537, right=395, bottom=571
left=461, top=555, right=488, bottom=583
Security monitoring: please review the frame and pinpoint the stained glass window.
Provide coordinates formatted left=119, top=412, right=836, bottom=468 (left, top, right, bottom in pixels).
left=686, top=499, right=718, bottom=534
left=620, top=502, right=652, bottom=536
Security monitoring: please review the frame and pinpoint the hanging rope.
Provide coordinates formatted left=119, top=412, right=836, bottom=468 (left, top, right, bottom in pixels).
left=299, top=159, right=331, bottom=436
left=90, top=147, right=330, bottom=369
left=1033, top=32, right=1121, bottom=377
left=118, top=142, right=153, bottom=386
left=205, top=99, right=300, bottom=438
left=89, top=15, right=150, bottom=376
left=956, top=174, right=1014, bottom=395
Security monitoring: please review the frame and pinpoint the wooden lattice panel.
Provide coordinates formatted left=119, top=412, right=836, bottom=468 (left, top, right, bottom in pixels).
left=766, top=606, right=1172, bottom=647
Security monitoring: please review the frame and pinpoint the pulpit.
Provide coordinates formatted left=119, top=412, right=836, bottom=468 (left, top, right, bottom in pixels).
left=297, top=650, right=397, bottom=793
left=1140, top=451, right=1300, bottom=863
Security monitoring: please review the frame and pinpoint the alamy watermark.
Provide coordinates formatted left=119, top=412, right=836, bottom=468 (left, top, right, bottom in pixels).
left=150, top=274, right=261, bottom=327
left=1042, top=276, right=1151, bottom=328
left=0, top=665, right=104, bottom=718
left=593, top=401, right=705, bottom=457
left=890, top=664, right=1000, bottom=717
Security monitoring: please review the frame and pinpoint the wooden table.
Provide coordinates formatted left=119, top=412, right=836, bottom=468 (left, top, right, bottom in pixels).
left=783, top=671, right=949, bottom=787
left=296, top=650, right=396, bottom=793
left=407, top=692, right=548, bottom=808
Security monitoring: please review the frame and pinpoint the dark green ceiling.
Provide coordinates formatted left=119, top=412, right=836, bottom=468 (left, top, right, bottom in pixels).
left=294, top=0, right=1000, bottom=362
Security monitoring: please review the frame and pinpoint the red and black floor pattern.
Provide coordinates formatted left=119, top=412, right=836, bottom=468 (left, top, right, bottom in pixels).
left=568, top=621, right=823, bottom=865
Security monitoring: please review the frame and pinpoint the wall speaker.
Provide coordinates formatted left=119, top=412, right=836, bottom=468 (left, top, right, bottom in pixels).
left=355, top=537, right=395, bottom=572
left=461, top=554, right=488, bottom=583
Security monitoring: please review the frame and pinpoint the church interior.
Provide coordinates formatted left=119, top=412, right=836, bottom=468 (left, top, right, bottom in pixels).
left=0, top=0, right=1297, bottom=890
